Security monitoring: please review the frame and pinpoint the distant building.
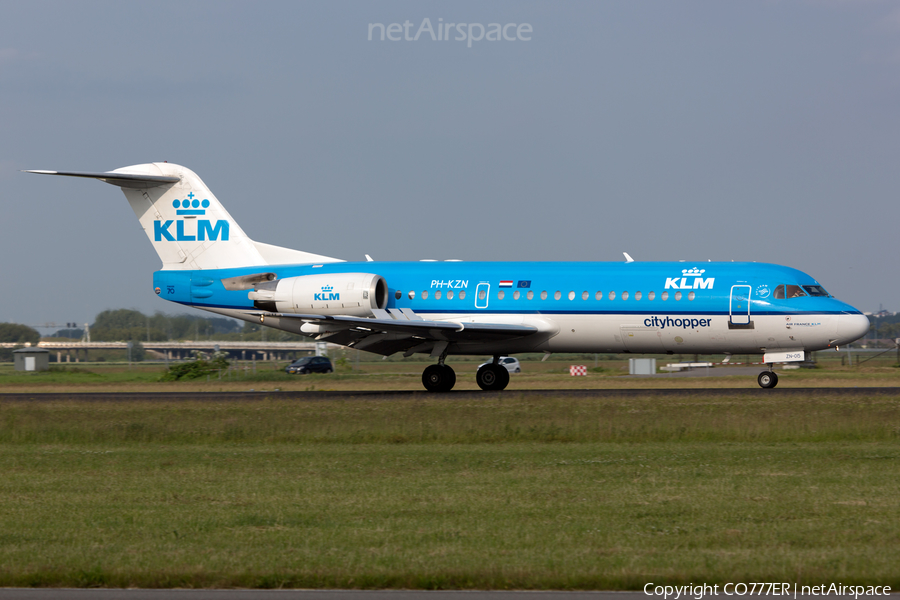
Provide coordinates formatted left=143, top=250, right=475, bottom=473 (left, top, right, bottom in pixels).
left=13, top=348, right=49, bottom=372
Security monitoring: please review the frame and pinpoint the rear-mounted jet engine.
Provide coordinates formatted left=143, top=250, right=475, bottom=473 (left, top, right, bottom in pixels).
left=248, top=273, right=388, bottom=317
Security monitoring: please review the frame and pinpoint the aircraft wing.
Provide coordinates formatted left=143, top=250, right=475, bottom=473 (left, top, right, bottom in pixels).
left=245, top=310, right=539, bottom=355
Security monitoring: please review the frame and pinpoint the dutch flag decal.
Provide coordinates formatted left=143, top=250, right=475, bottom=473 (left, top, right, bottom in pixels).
left=499, top=280, right=513, bottom=288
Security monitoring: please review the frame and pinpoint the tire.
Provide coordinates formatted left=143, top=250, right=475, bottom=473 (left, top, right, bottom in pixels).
left=422, top=364, right=456, bottom=392
left=477, top=364, right=510, bottom=391
left=758, top=371, right=778, bottom=389
left=325, top=368, right=333, bottom=374
left=514, top=368, right=521, bottom=373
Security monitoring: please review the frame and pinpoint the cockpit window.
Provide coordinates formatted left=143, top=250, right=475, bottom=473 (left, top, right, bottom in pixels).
left=773, top=284, right=808, bottom=299
left=802, top=285, right=829, bottom=297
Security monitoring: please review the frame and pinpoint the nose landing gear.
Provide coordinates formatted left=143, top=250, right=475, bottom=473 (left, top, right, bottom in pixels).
left=757, top=368, right=778, bottom=389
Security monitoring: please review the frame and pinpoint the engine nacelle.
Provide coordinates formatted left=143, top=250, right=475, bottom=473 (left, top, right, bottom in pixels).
left=248, top=273, right=388, bottom=317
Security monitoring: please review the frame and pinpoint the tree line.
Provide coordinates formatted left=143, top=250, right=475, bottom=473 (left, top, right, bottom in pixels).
left=2, top=309, right=307, bottom=347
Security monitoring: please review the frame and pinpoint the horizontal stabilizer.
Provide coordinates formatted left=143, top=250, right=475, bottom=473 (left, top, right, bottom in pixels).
left=24, top=170, right=179, bottom=189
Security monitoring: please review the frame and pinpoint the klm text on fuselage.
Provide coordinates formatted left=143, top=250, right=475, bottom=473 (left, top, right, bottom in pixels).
left=154, top=219, right=230, bottom=242
left=664, top=277, right=714, bottom=290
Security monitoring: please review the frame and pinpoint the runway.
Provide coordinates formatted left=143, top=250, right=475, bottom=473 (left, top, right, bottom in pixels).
left=1, top=387, right=899, bottom=403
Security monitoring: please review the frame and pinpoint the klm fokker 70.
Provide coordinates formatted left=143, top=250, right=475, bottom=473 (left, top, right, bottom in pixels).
left=28, top=163, right=870, bottom=391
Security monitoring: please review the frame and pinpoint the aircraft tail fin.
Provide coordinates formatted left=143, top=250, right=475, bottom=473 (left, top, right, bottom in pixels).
left=27, top=163, right=341, bottom=270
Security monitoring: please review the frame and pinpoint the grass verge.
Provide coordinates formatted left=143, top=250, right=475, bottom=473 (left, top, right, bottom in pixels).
left=0, top=393, right=898, bottom=588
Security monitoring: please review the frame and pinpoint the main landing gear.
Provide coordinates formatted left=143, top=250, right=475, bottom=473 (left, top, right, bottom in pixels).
left=422, top=363, right=456, bottom=393
left=420, top=355, right=511, bottom=392
left=476, top=358, right=510, bottom=391
left=757, top=367, right=779, bottom=389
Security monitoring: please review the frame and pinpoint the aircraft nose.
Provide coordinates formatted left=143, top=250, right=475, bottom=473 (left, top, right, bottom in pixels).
left=835, top=313, right=870, bottom=345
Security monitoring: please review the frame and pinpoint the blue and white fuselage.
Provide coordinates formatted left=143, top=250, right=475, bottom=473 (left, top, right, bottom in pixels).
left=28, top=162, right=869, bottom=391
left=153, top=260, right=866, bottom=357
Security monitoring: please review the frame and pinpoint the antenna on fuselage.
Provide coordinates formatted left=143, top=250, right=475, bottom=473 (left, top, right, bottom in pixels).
left=623, top=252, right=635, bottom=263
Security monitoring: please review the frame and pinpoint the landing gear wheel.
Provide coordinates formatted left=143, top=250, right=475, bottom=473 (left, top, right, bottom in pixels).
left=476, top=364, right=510, bottom=391
left=422, top=364, right=456, bottom=392
left=758, top=371, right=778, bottom=389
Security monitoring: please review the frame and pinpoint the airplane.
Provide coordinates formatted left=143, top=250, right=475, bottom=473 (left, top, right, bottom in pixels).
left=27, top=163, right=870, bottom=391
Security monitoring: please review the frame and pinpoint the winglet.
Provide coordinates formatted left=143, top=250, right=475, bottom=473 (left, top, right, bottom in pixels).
left=623, top=252, right=635, bottom=263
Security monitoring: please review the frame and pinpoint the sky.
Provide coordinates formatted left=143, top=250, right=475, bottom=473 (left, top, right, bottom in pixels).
left=3, top=0, right=900, bottom=331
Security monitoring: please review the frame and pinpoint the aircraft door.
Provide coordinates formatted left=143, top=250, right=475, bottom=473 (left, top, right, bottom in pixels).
left=475, top=282, right=490, bottom=309
left=729, top=285, right=751, bottom=325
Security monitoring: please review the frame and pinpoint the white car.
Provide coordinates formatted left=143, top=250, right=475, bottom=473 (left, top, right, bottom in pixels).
left=479, top=356, right=521, bottom=373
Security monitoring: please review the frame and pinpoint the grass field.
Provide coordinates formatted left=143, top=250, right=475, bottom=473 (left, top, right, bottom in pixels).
left=1, top=392, right=899, bottom=589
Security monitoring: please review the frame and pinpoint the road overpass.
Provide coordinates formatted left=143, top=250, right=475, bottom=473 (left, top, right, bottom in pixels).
left=1, top=341, right=327, bottom=363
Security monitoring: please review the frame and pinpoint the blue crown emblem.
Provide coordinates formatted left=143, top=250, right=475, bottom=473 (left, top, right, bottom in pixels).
left=681, top=267, right=706, bottom=276
left=173, top=192, right=210, bottom=215
left=321, top=285, right=333, bottom=292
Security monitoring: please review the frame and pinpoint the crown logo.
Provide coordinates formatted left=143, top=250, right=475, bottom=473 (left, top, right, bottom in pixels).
left=321, top=285, right=333, bottom=292
left=173, top=192, right=210, bottom=215
left=681, top=267, right=705, bottom=276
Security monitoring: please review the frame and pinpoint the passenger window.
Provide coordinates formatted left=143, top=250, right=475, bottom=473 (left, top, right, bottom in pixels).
left=408, top=290, right=415, bottom=300
left=648, top=291, right=655, bottom=300
left=541, top=291, right=547, bottom=300
left=447, top=290, right=454, bottom=300
left=688, top=291, right=695, bottom=301
left=661, top=291, right=669, bottom=301
left=422, top=290, right=429, bottom=299
left=395, top=290, right=402, bottom=300
left=459, top=291, right=466, bottom=300
left=622, top=291, right=629, bottom=301
left=527, top=290, right=534, bottom=300
left=513, top=290, right=520, bottom=300
left=595, top=291, right=602, bottom=300
left=609, top=291, right=616, bottom=300
left=478, top=289, right=486, bottom=300
left=675, top=291, right=682, bottom=301
left=435, top=290, right=442, bottom=300
left=568, top=291, right=575, bottom=300
left=498, top=290, right=505, bottom=300
left=635, top=291, right=642, bottom=301
left=582, top=291, right=588, bottom=300
left=554, top=291, right=561, bottom=300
